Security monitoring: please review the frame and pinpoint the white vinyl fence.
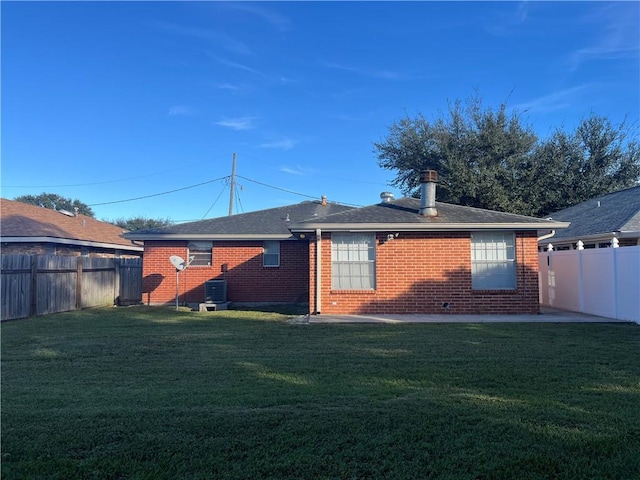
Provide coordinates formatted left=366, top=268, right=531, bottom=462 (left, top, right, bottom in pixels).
left=539, top=246, right=640, bottom=323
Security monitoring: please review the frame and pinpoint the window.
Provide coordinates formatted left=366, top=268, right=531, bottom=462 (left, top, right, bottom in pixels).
left=471, top=232, right=516, bottom=290
left=188, top=241, right=212, bottom=266
left=331, top=233, right=376, bottom=290
left=263, top=241, right=280, bottom=267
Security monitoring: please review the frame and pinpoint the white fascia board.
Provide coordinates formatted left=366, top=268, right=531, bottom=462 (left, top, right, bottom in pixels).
left=1, top=236, right=143, bottom=252
left=290, top=221, right=570, bottom=232
left=123, top=233, right=295, bottom=241
left=540, top=230, right=640, bottom=244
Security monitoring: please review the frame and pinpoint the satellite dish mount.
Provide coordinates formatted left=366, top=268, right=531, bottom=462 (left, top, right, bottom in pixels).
left=169, top=255, right=188, bottom=310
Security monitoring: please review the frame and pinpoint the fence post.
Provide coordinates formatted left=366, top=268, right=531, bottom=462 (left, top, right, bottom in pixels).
left=114, top=258, right=121, bottom=306
left=30, top=255, right=37, bottom=317
left=76, top=257, right=83, bottom=310
left=577, top=241, right=585, bottom=313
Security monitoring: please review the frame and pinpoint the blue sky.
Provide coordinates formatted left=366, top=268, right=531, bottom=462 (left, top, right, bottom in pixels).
left=2, top=1, right=638, bottom=223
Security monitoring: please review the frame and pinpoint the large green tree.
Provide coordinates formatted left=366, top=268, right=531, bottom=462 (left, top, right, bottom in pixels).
left=14, top=193, right=95, bottom=217
left=374, top=94, right=640, bottom=217
left=107, top=216, right=173, bottom=231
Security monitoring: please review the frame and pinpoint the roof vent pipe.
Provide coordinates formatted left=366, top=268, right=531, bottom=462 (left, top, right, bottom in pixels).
left=380, top=192, right=394, bottom=203
left=418, top=170, right=438, bottom=217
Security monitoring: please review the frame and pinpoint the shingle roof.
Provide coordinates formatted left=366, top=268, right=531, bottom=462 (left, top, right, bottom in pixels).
left=1, top=198, right=141, bottom=250
left=544, top=186, right=640, bottom=242
left=124, top=200, right=356, bottom=240
left=290, top=197, right=568, bottom=231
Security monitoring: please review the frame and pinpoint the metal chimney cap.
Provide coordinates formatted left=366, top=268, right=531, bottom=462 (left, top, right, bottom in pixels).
left=380, top=192, right=395, bottom=203
left=419, top=170, right=438, bottom=183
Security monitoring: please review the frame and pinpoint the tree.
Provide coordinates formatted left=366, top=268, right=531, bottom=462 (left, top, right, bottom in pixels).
left=374, top=94, right=640, bottom=217
left=374, top=93, right=538, bottom=214
left=107, top=216, right=174, bottom=231
left=14, top=193, right=95, bottom=217
left=526, top=115, right=640, bottom=215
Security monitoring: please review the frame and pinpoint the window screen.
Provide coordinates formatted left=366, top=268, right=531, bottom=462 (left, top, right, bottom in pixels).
left=188, top=241, right=212, bottom=267
left=331, top=233, right=376, bottom=290
left=263, top=241, right=280, bottom=267
left=471, top=232, right=516, bottom=290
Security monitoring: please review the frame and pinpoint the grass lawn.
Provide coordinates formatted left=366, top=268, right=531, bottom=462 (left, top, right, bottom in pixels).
left=2, top=307, right=639, bottom=480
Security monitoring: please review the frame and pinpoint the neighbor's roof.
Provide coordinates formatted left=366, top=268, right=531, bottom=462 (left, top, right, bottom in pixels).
left=0, top=198, right=142, bottom=251
left=541, top=185, right=640, bottom=243
left=290, top=197, right=569, bottom=232
left=123, top=200, right=356, bottom=240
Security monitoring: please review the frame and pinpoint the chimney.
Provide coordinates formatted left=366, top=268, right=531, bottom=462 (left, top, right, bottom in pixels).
left=321, top=195, right=327, bottom=206
left=418, top=170, right=437, bottom=217
left=380, top=192, right=394, bottom=203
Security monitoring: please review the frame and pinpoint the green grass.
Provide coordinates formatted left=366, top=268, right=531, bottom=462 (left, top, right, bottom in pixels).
left=2, top=307, right=639, bottom=480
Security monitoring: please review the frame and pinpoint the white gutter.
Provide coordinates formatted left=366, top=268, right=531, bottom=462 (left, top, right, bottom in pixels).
left=315, top=228, right=322, bottom=315
left=0, top=236, right=143, bottom=252
left=123, top=233, right=295, bottom=241
left=291, top=221, right=570, bottom=232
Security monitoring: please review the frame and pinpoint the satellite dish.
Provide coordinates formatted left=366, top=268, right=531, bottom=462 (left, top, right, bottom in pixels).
left=170, top=255, right=187, bottom=271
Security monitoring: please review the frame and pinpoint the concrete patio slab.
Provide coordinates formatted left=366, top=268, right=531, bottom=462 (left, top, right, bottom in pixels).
left=304, top=307, right=631, bottom=324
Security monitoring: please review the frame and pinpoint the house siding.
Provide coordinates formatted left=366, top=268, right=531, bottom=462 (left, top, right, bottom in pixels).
left=142, top=240, right=309, bottom=305
left=309, top=231, right=539, bottom=315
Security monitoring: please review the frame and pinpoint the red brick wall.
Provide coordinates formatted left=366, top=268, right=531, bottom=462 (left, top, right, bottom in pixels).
left=309, top=231, right=540, bottom=315
left=141, top=240, right=309, bottom=305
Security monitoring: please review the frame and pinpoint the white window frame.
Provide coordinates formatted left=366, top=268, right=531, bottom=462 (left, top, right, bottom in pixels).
left=188, top=241, right=212, bottom=267
left=263, top=240, right=280, bottom=267
left=331, top=233, right=376, bottom=290
left=471, top=232, right=516, bottom=290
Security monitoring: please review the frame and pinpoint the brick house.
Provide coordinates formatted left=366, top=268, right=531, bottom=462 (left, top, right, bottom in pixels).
left=1, top=198, right=142, bottom=258
left=125, top=171, right=568, bottom=315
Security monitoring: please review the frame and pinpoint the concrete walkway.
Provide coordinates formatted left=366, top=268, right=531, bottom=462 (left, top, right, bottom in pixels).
left=305, top=307, right=631, bottom=324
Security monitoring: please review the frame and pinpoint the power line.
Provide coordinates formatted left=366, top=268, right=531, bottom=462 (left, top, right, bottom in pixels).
left=237, top=151, right=390, bottom=186
left=2, top=154, right=232, bottom=188
left=88, top=176, right=228, bottom=206
left=235, top=174, right=364, bottom=207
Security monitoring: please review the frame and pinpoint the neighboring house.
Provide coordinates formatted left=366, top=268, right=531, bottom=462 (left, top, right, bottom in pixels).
left=0, top=198, right=143, bottom=258
left=125, top=171, right=567, bottom=315
left=538, top=186, right=640, bottom=251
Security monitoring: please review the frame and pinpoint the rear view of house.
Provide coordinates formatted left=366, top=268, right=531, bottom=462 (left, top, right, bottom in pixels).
left=125, top=171, right=567, bottom=315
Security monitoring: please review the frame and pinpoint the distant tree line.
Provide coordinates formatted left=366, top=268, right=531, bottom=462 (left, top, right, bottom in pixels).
left=374, top=92, right=639, bottom=217
left=13, top=193, right=173, bottom=231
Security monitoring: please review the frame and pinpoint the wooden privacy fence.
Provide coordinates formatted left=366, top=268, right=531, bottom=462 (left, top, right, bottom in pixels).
left=1, top=255, right=142, bottom=321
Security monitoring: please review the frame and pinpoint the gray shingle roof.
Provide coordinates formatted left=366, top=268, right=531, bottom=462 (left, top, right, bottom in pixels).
left=544, top=186, right=640, bottom=241
left=124, top=201, right=355, bottom=239
left=290, top=197, right=568, bottom=231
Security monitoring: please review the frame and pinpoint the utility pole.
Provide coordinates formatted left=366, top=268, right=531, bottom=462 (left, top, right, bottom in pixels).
left=228, top=152, right=236, bottom=216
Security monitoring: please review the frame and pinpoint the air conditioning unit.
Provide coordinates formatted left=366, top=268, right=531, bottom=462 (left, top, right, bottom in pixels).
left=205, top=279, right=227, bottom=303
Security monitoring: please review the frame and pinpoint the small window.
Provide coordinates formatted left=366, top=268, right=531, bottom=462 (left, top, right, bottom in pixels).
left=188, top=241, right=212, bottom=266
left=471, top=232, right=516, bottom=290
left=263, top=241, right=280, bottom=267
left=331, top=233, right=376, bottom=290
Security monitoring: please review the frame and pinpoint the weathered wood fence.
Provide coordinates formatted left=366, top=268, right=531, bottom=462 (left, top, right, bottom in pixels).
left=1, top=255, right=142, bottom=321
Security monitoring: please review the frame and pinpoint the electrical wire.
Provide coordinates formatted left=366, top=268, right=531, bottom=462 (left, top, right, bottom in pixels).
left=200, top=183, right=229, bottom=219
left=88, top=176, right=228, bottom=206
left=237, top=151, right=390, bottom=186
left=2, top=154, right=232, bottom=188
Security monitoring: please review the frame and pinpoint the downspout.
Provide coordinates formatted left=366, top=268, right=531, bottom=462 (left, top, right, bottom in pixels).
left=537, top=230, right=555, bottom=242
left=315, top=228, right=322, bottom=314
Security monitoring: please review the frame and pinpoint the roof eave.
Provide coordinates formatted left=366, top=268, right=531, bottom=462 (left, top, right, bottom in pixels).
left=539, top=229, right=640, bottom=245
left=122, top=233, right=295, bottom=241
left=290, top=221, right=570, bottom=232
left=0, top=236, right=143, bottom=252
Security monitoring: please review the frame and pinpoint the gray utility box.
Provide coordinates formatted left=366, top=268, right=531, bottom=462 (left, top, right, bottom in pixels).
left=205, top=279, right=227, bottom=303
